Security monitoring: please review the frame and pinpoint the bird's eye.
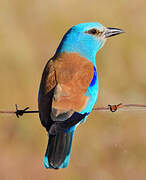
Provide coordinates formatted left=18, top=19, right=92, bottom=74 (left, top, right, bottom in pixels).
left=85, top=28, right=100, bottom=35
left=88, top=29, right=97, bottom=34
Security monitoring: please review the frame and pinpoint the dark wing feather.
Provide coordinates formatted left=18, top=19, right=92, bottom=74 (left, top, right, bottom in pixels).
left=38, top=59, right=56, bottom=131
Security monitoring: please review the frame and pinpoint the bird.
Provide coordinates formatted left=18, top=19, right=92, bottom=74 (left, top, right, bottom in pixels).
left=38, top=22, right=124, bottom=169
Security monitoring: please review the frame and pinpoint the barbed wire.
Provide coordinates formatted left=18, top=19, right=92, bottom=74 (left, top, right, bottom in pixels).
left=0, top=104, right=39, bottom=118
left=0, top=103, right=146, bottom=118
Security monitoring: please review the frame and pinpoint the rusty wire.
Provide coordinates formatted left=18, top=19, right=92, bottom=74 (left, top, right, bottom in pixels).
left=0, top=103, right=146, bottom=118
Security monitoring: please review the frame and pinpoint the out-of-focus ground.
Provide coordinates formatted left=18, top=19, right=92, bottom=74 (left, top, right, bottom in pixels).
left=1, top=0, right=146, bottom=179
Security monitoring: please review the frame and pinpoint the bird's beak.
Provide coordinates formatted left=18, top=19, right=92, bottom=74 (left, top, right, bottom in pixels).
left=104, top=27, right=125, bottom=38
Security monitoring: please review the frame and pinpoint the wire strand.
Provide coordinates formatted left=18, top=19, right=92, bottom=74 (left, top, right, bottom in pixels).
left=0, top=103, right=146, bottom=118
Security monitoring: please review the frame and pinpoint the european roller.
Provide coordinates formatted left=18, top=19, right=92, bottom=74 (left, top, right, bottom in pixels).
left=38, top=22, right=124, bottom=169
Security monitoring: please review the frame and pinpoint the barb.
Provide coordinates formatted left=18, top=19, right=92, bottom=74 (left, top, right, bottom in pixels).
left=0, top=103, right=146, bottom=118
left=93, top=103, right=146, bottom=111
left=0, top=104, right=39, bottom=118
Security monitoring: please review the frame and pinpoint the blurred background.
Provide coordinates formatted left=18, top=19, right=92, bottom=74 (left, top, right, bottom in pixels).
left=1, top=0, right=146, bottom=179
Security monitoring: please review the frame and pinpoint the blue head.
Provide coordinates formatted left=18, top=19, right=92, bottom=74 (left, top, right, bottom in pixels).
left=55, top=22, right=124, bottom=63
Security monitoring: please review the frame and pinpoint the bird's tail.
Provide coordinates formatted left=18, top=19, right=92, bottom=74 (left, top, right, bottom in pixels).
left=44, top=128, right=75, bottom=169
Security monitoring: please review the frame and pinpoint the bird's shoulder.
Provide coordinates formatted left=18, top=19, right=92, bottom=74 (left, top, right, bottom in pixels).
left=54, top=52, right=94, bottom=92
left=51, top=52, right=95, bottom=115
